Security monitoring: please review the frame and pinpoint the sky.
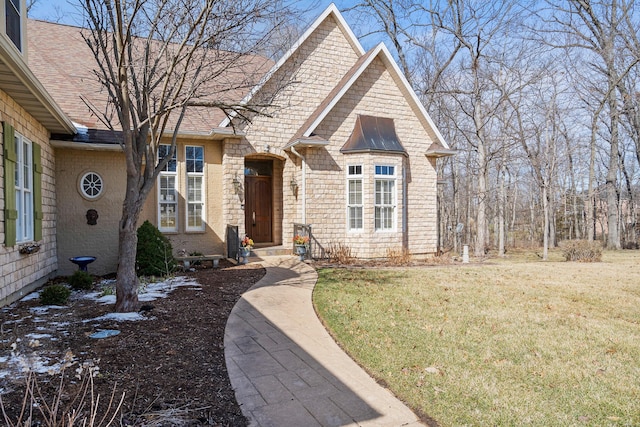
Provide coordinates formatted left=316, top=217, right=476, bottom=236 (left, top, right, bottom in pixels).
left=29, top=0, right=343, bottom=27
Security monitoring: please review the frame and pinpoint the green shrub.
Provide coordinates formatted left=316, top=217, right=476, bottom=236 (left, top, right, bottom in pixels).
left=40, top=284, right=71, bottom=306
left=561, top=240, right=603, bottom=262
left=136, top=220, right=177, bottom=276
left=68, top=270, right=94, bottom=290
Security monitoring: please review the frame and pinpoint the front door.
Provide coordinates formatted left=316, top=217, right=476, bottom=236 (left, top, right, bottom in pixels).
left=245, top=175, right=272, bottom=243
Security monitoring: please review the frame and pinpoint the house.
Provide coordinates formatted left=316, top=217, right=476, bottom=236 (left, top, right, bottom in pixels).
left=0, top=0, right=75, bottom=306
left=19, top=3, right=452, bottom=279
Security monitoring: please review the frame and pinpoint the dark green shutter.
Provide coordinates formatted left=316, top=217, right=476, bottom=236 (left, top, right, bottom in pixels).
left=33, top=142, right=42, bottom=241
left=3, top=122, right=17, bottom=246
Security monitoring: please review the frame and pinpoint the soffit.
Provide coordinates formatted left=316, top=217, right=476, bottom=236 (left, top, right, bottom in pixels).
left=0, top=34, right=75, bottom=134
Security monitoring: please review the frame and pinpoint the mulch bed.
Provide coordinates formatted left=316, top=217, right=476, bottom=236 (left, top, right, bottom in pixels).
left=0, top=260, right=265, bottom=426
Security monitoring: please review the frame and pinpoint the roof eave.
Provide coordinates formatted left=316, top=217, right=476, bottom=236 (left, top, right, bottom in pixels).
left=425, top=149, right=456, bottom=158
left=341, top=148, right=409, bottom=157
left=284, top=138, right=330, bottom=150
left=165, top=127, right=245, bottom=140
left=50, top=139, right=123, bottom=152
left=0, top=35, right=76, bottom=135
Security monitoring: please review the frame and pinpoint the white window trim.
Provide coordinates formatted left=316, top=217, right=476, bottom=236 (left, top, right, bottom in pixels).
left=79, top=171, right=104, bottom=200
left=15, top=132, right=33, bottom=243
left=346, top=164, right=364, bottom=232
left=374, top=165, right=397, bottom=232
left=157, top=144, right=178, bottom=232
left=5, top=0, right=22, bottom=52
left=185, top=145, right=205, bottom=232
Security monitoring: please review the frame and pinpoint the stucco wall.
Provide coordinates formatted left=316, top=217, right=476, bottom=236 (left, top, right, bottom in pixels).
left=56, top=138, right=227, bottom=276
left=55, top=147, right=126, bottom=276
left=0, top=88, right=58, bottom=306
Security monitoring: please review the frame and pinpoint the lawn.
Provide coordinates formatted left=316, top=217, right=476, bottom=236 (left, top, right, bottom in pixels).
left=313, top=251, right=640, bottom=426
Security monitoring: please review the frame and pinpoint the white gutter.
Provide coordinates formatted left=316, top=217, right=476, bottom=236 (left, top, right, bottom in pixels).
left=50, top=139, right=123, bottom=151
left=289, top=146, right=307, bottom=224
left=402, top=165, right=408, bottom=234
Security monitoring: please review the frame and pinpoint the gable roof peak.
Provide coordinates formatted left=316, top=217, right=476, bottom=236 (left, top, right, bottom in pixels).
left=219, top=3, right=364, bottom=127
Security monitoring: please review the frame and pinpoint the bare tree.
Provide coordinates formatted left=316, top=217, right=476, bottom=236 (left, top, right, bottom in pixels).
left=542, top=0, right=639, bottom=249
left=82, top=0, right=292, bottom=312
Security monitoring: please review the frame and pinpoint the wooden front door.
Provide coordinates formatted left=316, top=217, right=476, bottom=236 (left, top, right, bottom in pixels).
left=245, top=176, right=272, bottom=243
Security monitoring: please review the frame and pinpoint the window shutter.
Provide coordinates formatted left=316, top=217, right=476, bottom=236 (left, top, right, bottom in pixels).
left=33, top=142, right=43, bottom=241
left=3, top=122, right=17, bottom=246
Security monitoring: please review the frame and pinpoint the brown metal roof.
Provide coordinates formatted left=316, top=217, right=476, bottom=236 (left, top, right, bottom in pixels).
left=340, top=115, right=406, bottom=154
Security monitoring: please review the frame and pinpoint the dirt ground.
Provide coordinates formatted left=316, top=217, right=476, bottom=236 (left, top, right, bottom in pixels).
left=0, top=260, right=265, bottom=426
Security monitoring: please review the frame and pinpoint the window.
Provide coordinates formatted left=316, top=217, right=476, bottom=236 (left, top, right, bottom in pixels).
left=3, top=123, right=42, bottom=246
left=5, top=0, right=21, bottom=51
left=157, top=144, right=177, bottom=232
left=347, top=165, right=363, bottom=231
left=185, top=145, right=204, bottom=231
left=15, top=133, right=32, bottom=242
left=80, top=172, right=103, bottom=199
left=374, top=165, right=396, bottom=231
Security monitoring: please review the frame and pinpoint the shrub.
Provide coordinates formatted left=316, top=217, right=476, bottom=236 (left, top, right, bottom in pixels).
left=40, top=284, right=71, bottom=306
left=386, top=247, right=412, bottom=265
left=327, top=242, right=355, bottom=264
left=561, top=240, right=603, bottom=262
left=68, top=270, right=94, bottom=290
left=136, top=220, right=177, bottom=276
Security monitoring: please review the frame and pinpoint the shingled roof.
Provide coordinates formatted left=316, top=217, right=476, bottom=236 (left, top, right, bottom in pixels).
left=27, top=19, right=272, bottom=136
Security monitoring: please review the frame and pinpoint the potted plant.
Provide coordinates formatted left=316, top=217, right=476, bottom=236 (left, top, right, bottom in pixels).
left=293, top=235, right=310, bottom=261
left=239, top=236, right=253, bottom=264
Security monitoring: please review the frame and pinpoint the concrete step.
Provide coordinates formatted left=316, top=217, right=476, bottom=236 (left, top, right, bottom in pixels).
left=251, top=246, right=292, bottom=257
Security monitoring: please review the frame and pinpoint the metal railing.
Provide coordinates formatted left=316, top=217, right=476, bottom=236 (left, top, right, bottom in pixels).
left=226, top=224, right=239, bottom=262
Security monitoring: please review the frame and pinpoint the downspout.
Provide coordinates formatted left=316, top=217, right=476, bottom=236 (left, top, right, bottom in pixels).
left=290, top=146, right=307, bottom=224
left=402, top=164, right=408, bottom=241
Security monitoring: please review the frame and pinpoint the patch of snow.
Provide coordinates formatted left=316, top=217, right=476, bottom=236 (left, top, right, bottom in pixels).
left=25, top=333, right=52, bottom=340
left=96, top=295, right=116, bottom=305
left=84, top=312, right=147, bottom=323
left=20, top=291, right=41, bottom=302
left=30, top=306, right=66, bottom=315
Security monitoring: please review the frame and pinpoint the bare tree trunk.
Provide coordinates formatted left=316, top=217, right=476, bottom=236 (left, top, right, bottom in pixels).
left=498, top=162, right=506, bottom=256
left=116, top=211, right=140, bottom=312
left=542, top=184, right=549, bottom=260
left=606, top=80, right=622, bottom=249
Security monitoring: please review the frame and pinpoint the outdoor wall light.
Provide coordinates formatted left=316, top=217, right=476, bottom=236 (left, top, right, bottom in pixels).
left=232, top=175, right=243, bottom=194
left=290, top=178, right=298, bottom=195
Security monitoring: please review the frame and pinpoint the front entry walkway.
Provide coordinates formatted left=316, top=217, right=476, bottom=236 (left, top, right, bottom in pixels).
left=224, top=257, right=425, bottom=426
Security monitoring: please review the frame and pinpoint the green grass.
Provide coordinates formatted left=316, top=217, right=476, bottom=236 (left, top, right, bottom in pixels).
left=313, top=251, right=640, bottom=426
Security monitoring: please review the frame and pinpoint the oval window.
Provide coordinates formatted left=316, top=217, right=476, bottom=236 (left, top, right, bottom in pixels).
left=80, top=172, right=103, bottom=199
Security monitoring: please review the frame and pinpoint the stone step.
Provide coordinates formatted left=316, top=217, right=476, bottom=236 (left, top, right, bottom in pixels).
left=251, top=246, right=292, bottom=257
